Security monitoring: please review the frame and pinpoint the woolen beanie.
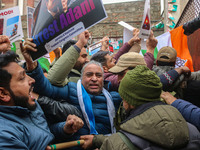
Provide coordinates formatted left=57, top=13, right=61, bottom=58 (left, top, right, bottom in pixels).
left=119, top=65, right=162, bottom=107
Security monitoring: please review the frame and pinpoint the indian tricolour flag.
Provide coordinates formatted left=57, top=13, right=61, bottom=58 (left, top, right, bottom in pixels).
left=141, top=25, right=194, bottom=72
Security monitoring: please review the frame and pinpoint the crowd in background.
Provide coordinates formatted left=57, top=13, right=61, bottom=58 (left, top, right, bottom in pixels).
left=0, top=23, right=200, bottom=149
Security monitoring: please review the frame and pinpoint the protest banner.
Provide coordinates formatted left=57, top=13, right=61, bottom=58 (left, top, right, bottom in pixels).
left=118, top=21, right=135, bottom=44
left=0, top=6, right=24, bottom=43
left=110, top=41, right=119, bottom=50
left=88, top=41, right=102, bottom=56
left=30, top=0, right=107, bottom=61
left=138, top=0, right=151, bottom=39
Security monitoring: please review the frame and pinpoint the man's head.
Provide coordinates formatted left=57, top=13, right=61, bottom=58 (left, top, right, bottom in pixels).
left=62, top=40, right=89, bottom=72
left=61, top=0, right=68, bottom=13
left=81, top=61, right=104, bottom=95
left=74, top=47, right=89, bottom=72
left=91, top=50, right=116, bottom=72
left=119, top=65, right=162, bottom=111
left=156, top=46, right=177, bottom=66
left=109, top=52, right=146, bottom=83
left=0, top=51, right=36, bottom=110
left=46, top=0, right=60, bottom=14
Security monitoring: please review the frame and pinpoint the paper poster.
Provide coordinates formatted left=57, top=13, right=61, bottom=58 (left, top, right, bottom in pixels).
left=110, top=41, right=119, bottom=50
left=88, top=41, right=102, bottom=56
left=0, top=6, right=24, bottom=43
left=27, top=6, right=35, bottom=38
left=118, top=21, right=135, bottom=32
left=139, top=0, right=151, bottom=39
left=30, top=0, right=107, bottom=61
left=118, top=21, right=136, bottom=44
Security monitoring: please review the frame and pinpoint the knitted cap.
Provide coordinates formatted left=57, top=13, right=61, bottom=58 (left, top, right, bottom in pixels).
left=157, top=46, right=177, bottom=63
left=119, top=65, right=162, bottom=106
left=109, top=52, right=146, bottom=73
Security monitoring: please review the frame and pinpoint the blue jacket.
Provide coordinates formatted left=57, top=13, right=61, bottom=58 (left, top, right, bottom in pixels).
left=28, top=64, right=122, bottom=137
left=172, top=99, right=200, bottom=131
left=0, top=101, right=54, bottom=149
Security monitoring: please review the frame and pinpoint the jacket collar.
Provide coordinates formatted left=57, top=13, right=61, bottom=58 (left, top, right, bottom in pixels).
left=122, top=101, right=165, bottom=124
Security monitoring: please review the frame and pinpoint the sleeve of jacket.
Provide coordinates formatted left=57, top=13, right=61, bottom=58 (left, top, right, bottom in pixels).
left=105, top=74, right=119, bottom=91
left=189, top=71, right=200, bottom=80
left=26, top=63, right=70, bottom=101
left=0, top=129, right=29, bottom=149
left=171, top=99, right=200, bottom=131
left=38, top=96, right=82, bottom=123
left=98, top=133, right=130, bottom=150
left=93, top=134, right=108, bottom=149
left=144, top=52, right=154, bottom=70
left=47, top=46, right=80, bottom=86
left=159, top=69, right=180, bottom=91
left=114, top=42, right=131, bottom=61
left=49, top=122, right=72, bottom=141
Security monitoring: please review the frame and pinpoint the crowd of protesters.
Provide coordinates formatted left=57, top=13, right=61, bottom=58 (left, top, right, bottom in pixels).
left=0, top=20, right=200, bottom=150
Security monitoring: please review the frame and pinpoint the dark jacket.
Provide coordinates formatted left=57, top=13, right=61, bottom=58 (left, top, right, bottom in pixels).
left=37, top=96, right=82, bottom=124
left=27, top=64, right=122, bottom=138
left=172, top=99, right=200, bottom=131
left=0, top=101, right=59, bottom=149
left=153, top=65, right=200, bottom=100
left=93, top=101, right=200, bottom=150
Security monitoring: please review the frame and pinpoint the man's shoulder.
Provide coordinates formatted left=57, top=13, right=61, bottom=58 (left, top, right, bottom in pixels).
left=109, top=91, right=121, bottom=99
left=0, top=114, right=25, bottom=136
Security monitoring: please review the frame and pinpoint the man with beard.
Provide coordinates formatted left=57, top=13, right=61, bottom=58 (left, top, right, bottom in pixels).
left=0, top=51, right=84, bottom=149
left=20, top=30, right=121, bottom=143
left=47, top=36, right=89, bottom=86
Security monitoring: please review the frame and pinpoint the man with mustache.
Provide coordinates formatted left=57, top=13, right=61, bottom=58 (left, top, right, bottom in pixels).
left=21, top=30, right=122, bottom=142
left=0, top=51, right=83, bottom=149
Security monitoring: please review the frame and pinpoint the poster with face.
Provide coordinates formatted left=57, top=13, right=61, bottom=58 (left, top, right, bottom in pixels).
left=30, top=0, right=107, bottom=61
left=0, top=6, right=24, bottom=43
left=139, top=0, right=151, bottom=39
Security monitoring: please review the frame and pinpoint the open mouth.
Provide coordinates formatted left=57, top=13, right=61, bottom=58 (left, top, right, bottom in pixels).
left=29, top=85, right=35, bottom=99
left=89, top=84, right=99, bottom=89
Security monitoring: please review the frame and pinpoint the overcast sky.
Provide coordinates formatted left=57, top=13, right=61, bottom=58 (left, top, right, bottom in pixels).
left=102, top=0, right=144, bottom=4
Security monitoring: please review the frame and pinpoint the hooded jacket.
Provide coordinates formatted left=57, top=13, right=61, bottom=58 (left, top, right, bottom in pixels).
left=93, top=101, right=200, bottom=150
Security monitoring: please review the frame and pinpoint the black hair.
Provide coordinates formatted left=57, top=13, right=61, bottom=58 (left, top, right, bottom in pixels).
left=90, top=50, right=109, bottom=66
left=0, top=51, right=19, bottom=90
left=62, top=39, right=87, bottom=54
left=62, top=40, right=77, bottom=54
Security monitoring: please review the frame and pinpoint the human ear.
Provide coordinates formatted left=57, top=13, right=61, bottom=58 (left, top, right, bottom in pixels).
left=103, top=66, right=108, bottom=73
left=0, top=88, right=11, bottom=103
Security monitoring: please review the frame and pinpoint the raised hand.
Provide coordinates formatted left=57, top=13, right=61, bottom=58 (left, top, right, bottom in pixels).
left=20, top=38, right=37, bottom=71
left=146, top=30, right=158, bottom=55
left=0, top=35, right=11, bottom=53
